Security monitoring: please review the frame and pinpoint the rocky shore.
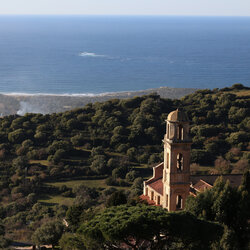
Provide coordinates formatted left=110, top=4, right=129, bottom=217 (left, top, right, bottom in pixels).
left=0, top=86, right=197, bottom=116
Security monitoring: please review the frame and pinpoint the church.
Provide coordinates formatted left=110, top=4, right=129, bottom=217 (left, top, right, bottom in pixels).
left=140, top=108, right=242, bottom=211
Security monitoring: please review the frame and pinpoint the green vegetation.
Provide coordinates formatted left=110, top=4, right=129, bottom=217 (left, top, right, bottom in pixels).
left=78, top=205, right=223, bottom=249
left=48, top=179, right=107, bottom=189
left=61, top=173, right=250, bottom=249
left=185, top=171, right=250, bottom=249
left=0, top=84, right=249, bottom=247
left=38, top=194, right=74, bottom=207
left=32, top=220, right=65, bottom=249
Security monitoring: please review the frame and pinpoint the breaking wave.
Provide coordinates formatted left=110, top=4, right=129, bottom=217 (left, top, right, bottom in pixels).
left=79, top=52, right=106, bottom=58
left=3, top=92, right=97, bottom=97
left=1, top=91, right=127, bottom=97
left=78, top=52, right=120, bottom=60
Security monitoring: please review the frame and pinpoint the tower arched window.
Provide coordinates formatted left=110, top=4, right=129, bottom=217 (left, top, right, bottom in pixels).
left=177, top=153, right=183, bottom=171
left=178, top=124, right=183, bottom=140
left=167, top=124, right=170, bottom=138
left=176, top=195, right=183, bottom=209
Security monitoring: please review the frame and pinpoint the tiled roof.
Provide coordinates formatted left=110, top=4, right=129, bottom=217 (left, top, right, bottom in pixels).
left=193, top=179, right=212, bottom=192
left=139, top=195, right=156, bottom=205
left=145, top=162, right=164, bottom=185
left=191, top=174, right=243, bottom=187
left=148, top=178, right=163, bottom=195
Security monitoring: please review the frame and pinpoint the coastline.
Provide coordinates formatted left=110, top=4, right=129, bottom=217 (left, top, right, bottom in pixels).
left=0, top=86, right=197, bottom=116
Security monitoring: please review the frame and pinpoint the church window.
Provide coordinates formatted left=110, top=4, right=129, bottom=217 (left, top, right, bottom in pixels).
left=151, top=191, right=154, bottom=200
left=177, top=153, right=183, bottom=171
left=167, top=124, right=170, bottom=138
left=157, top=196, right=160, bottom=205
left=176, top=195, right=183, bottom=209
left=178, top=125, right=183, bottom=140
left=166, top=194, right=168, bottom=207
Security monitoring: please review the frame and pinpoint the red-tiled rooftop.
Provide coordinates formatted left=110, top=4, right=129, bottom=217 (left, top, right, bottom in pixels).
left=148, top=178, right=163, bottom=195
left=139, top=195, right=156, bottom=205
left=193, top=179, right=212, bottom=192
left=191, top=174, right=243, bottom=187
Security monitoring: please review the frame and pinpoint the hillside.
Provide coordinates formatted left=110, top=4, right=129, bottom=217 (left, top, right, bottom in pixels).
left=0, top=83, right=249, bottom=243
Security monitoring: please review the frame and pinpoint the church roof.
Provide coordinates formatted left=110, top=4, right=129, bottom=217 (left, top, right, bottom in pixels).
left=144, top=174, right=243, bottom=198
left=139, top=195, right=156, bottom=205
left=167, top=108, right=189, bottom=122
left=193, top=179, right=213, bottom=192
left=148, top=178, right=163, bottom=195
left=190, top=174, right=243, bottom=188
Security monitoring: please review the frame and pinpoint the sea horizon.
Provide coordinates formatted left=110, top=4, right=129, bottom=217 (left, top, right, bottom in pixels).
left=0, top=14, right=250, bottom=17
left=0, top=15, right=249, bottom=94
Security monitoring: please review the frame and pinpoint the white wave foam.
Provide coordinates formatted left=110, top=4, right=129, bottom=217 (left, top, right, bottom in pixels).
left=1, top=91, right=128, bottom=97
left=2, top=92, right=98, bottom=97
left=79, top=52, right=106, bottom=58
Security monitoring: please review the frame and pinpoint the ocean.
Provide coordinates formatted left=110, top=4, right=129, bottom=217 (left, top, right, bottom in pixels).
left=0, top=15, right=249, bottom=95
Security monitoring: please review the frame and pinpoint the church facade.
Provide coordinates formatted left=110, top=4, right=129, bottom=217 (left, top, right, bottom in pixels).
left=140, top=108, right=242, bottom=211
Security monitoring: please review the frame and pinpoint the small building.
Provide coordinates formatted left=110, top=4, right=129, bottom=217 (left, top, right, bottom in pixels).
left=140, top=108, right=242, bottom=211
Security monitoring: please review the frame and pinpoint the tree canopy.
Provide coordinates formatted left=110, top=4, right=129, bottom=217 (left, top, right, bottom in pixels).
left=78, top=205, right=223, bottom=249
left=0, top=84, right=249, bottom=244
left=32, top=220, right=65, bottom=249
left=185, top=172, right=250, bottom=249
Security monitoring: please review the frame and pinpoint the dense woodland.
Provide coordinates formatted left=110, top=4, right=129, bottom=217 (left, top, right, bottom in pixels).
left=0, top=83, right=249, bottom=249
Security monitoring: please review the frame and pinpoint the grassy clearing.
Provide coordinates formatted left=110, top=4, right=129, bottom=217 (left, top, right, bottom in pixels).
left=29, top=160, right=50, bottom=166
left=75, top=147, right=91, bottom=152
left=49, top=178, right=130, bottom=190
left=38, top=179, right=109, bottom=207
left=38, top=195, right=74, bottom=206
left=39, top=178, right=129, bottom=207
left=49, top=178, right=109, bottom=189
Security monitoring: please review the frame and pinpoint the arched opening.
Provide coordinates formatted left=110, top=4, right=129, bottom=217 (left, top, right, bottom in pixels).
left=178, top=124, right=183, bottom=140
left=167, top=124, right=170, bottom=138
left=151, top=191, right=154, bottom=200
left=157, top=195, right=161, bottom=205
left=176, top=195, right=183, bottom=209
left=177, top=153, right=183, bottom=171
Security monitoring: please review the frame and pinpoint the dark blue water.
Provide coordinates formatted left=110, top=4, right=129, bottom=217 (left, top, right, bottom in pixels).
left=0, top=15, right=249, bottom=94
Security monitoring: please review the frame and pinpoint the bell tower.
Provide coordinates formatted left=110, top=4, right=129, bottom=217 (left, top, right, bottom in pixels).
left=162, top=108, right=192, bottom=211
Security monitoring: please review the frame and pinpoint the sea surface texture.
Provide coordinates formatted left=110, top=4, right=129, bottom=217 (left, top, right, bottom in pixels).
left=0, top=15, right=249, bottom=94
